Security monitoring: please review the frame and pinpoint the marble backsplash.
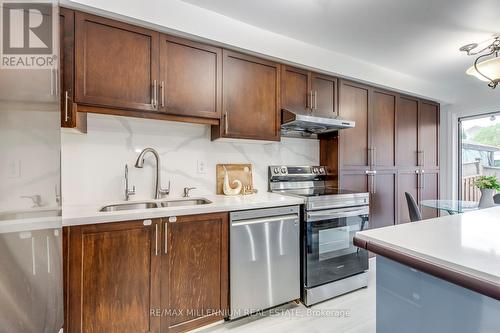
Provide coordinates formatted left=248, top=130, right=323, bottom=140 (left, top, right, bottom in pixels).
left=61, top=114, right=319, bottom=206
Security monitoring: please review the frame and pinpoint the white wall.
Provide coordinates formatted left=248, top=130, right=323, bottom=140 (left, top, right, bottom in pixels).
left=61, top=114, right=319, bottom=205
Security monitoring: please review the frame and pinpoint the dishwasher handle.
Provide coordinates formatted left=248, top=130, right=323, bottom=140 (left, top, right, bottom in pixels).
left=231, top=214, right=299, bottom=226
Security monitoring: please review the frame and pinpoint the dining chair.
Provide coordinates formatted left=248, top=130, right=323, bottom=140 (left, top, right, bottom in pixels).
left=405, top=192, right=423, bottom=222
left=494, top=193, right=500, bottom=205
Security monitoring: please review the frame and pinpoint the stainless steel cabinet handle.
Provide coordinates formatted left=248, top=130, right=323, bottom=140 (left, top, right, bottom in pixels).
left=372, top=148, right=377, bottom=167
left=314, top=91, right=318, bottom=110
left=421, top=170, right=425, bottom=190
left=64, top=91, right=69, bottom=122
left=152, top=80, right=158, bottom=108
left=50, top=69, right=54, bottom=95
left=309, top=91, right=314, bottom=110
left=55, top=69, right=59, bottom=96
left=224, top=113, right=229, bottom=134
left=164, top=221, right=168, bottom=254
left=160, top=81, right=165, bottom=108
left=46, top=236, right=51, bottom=273
left=372, top=174, right=376, bottom=194
left=155, top=223, right=158, bottom=256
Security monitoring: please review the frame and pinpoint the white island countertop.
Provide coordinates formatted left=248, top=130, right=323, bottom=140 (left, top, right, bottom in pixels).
left=63, top=192, right=304, bottom=226
left=355, top=206, right=500, bottom=300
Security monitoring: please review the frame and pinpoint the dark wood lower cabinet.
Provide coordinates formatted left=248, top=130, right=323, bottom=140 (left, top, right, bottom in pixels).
left=370, top=172, right=396, bottom=229
left=65, top=219, right=161, bottom=333
left=162, top=213, right=228, bottom=332
left=64, top=213, right=229, bottom=333
left=397, top=170, right=419, bottom=224
left=420, top=170, right=440, bottom=219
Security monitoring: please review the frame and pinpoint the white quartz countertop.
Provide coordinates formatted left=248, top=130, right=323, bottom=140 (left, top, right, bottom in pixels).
left=62, top=192, right=304, bottom=226
left=356, top=207, right=500, bottom=287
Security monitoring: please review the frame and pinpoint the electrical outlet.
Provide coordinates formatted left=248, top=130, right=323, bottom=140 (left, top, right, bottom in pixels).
left=7, top=160, right=21, bottom=178
left=197, top=160, right=206, bottom=174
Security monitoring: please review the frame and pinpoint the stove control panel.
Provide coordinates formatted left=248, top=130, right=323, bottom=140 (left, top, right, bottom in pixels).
left=269, top=166, right=328, bottom=178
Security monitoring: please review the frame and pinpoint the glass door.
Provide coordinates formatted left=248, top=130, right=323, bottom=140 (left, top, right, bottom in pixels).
left=304, top=210, right=369, bottom=288
left=459, top=114, right=500, bottom=201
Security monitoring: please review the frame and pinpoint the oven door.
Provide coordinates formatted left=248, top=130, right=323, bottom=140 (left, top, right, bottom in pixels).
left=303, top=206, right=369, bottom=288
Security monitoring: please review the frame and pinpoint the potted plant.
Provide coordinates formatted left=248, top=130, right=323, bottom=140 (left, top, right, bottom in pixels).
left=474, top=176, right=500, bottom=208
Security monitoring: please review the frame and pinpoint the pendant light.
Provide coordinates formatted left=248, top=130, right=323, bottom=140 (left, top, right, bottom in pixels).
left=460, top=37, right=500, bottom=89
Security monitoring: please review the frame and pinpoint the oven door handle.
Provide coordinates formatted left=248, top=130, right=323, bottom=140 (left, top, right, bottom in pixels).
left=306, top=208, right=369, bottom=222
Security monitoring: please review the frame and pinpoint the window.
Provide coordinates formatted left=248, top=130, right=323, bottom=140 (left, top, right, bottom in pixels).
left=459, top=114, right=500, bottom=201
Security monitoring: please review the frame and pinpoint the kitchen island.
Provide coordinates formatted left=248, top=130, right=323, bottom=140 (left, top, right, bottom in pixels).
left=354, top=207, right=500, bottom=333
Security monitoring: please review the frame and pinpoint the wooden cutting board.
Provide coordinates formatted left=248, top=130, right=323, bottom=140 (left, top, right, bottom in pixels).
left=216, top=164, right=253, bottom=195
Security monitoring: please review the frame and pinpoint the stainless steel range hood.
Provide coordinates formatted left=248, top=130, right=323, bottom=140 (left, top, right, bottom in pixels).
left=281, top=109, right=355, bottom=138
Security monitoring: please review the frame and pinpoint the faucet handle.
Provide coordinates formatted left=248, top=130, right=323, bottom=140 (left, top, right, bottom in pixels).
left=21, top=195, right=42, bottom=208
left=159, top=181, right=171, bottom=197
left=183, top=187, right=196, bottom=198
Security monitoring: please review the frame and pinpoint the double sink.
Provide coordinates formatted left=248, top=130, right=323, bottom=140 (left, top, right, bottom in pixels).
left=99, top=198, right=212, bottom=212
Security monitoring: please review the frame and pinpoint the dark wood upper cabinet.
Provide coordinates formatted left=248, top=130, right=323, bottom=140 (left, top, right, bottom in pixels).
left=419, top=101, right=440, bottom=170
left=65, top=220, right=161, bottom=333
left=371, top=90, right=396, bottom=168
left=162, top=213, right=228, bottom=333
left=212, top=50, right=281, bottom=141
left=74, top=12, right=159, bottom=111
left=281, top=66, right=337, bottom=118
left=397, top=96, right=419, bottom=168
left=59, top=8, right=74, bottom=127
left=281, top=65, right=310, bottom=113
left=338, top=80, right=370, bottom=169
left=158, top=35, right=222, bottom=119
left=311, top=73, right=338, bottom=118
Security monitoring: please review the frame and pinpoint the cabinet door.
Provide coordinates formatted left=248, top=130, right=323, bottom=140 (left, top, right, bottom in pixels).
left=397, top=171, right=419, bottom=224
left=65, top=220, right=161, bottom=333
left=341, top=172, right=369, bottom=192
left=370, top=172, right=396, bottom=229
left=214, top=50, right=280, bottom=141
left=419, top=101, right=440, bottom=169
left=60, top=8, right=74, bottom=127
left=339, top=80, right=370, bottom=169
left=162, top=213, right=228, bottom=333
left=158, top=35, right=221, bottom=119
left=281, top=66, right=310, bottom=113
left=74, top=12, right=159, bottom=111
left=420, top=170, right=439, bottom=219
left=397, top=96, right=419, bottom=167
left=371, top=90, right=396, bottom=168
left=311, top=73, right=337, bottom=118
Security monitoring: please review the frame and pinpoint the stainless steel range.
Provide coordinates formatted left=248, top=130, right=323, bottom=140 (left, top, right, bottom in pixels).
left=269, top=165, right=370, bottom=306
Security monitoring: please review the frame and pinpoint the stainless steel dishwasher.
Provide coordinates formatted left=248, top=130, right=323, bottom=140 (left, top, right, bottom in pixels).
left=229, top=205, right=300, bottom=319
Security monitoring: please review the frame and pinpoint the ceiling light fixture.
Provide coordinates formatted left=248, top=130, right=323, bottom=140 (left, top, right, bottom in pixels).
left=460, top=36, right=500, bottom=89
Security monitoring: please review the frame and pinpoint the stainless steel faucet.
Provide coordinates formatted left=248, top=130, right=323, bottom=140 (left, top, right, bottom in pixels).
left=124, top=164, right=136, bottom=201
left=134, top=148, right=170, bottom=199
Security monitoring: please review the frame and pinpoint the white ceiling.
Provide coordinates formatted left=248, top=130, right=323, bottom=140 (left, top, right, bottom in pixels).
left=181, top=0, right=500, bottom=92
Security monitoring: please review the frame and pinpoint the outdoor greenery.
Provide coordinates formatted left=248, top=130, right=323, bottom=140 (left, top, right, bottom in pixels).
left=474, top=175, right=500, bottom=191
left=472, top=124, right=500, bottom=147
